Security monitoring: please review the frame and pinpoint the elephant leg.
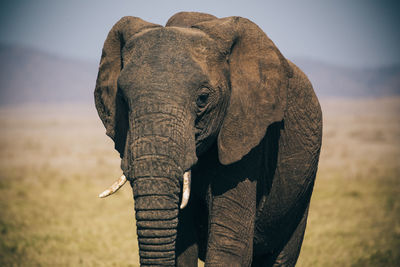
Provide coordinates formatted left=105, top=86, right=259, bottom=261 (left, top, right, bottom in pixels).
left=252, top=205, right=309, bottom=267
left=176, top=198, right=199, bottom=267
left=205, top=178, right=257, bottom=267
left=272, top=205, right=309, bottom=267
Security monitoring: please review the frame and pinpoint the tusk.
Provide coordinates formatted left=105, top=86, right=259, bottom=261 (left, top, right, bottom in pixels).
left=98, top=175, right=127, bottom=198
left=180, top=170, right=191, bottom=209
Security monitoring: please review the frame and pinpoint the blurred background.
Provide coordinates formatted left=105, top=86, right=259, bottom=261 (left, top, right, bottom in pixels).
left=0, top=0, right=399, bottom=266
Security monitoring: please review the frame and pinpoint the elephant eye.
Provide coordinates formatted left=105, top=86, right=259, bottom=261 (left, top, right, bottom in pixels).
left=196, top=92, right=209, bottom=109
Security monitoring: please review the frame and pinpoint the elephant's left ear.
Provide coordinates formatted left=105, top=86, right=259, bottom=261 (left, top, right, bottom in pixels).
left=194, top=17, right=293, bottom=165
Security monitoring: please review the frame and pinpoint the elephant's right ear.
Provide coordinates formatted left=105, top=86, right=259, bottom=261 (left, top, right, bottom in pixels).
left=94, top=17, right=159, bottom=157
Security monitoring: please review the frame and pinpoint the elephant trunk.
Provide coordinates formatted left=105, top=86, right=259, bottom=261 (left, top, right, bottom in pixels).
left=132, top=168, right=180, bottom=266
left=129, top=110, right=196, bottom=266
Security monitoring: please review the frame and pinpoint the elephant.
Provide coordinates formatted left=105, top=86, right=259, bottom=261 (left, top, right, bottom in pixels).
left=94, top=12, right=322, bottom=267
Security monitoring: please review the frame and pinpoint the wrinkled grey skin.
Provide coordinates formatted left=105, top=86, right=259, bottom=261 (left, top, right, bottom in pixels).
left=95, top=12, right=322, bottom=267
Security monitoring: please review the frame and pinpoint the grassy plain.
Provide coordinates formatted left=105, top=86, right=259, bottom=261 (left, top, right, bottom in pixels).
left=0, top=98, right=399, bottom=266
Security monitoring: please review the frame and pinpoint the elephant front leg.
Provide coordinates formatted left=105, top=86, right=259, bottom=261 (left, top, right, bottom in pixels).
left=206, top=177, right=257, bottom=267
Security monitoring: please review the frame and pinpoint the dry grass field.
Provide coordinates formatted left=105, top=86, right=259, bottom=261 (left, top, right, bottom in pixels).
left=0, top=98, right=399, bottom=266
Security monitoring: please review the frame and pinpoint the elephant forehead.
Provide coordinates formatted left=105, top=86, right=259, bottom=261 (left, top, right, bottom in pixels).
left=120, top=52, right=208, bottom=90
left=127, top=26, right=212, bottom=49
left=122, top=27, right=218, bottom=69
left=119, top=28, right=219, bottom=88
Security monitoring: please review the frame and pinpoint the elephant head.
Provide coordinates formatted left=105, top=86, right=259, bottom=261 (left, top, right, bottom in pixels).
left=95, top=12, right=293, bottom=266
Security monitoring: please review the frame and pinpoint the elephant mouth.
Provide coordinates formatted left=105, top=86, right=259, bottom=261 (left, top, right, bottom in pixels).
left=98, top=169, right=192, bottom=209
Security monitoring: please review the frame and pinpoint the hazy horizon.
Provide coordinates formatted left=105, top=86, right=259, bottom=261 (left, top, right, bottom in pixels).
left=1, top=0, right=399, bottom=68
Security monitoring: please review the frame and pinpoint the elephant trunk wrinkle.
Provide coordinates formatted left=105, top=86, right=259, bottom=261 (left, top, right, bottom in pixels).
left=127, top=109, right=196, bottom=266
left=130, top=147, right=182, bottom=266
left=128, top=108, right=197, bottom=172
left=134, top=194, right=179, bottom=266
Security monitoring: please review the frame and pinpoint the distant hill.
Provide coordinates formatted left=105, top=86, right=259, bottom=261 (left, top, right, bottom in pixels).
left=0, top=44, right=399, bottom=106
left=0, top=44, right=98, bottom=105
left=292, top=58, right=400, bottom=98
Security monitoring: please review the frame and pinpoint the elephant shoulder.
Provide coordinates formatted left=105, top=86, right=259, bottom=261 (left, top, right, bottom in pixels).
left=287, top=61, right=320, bottom=112
left=283, top=60, right=323, bottom=157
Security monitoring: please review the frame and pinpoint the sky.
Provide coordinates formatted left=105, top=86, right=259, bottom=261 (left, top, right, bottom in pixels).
left=0, top=0, right=399, bottom=68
